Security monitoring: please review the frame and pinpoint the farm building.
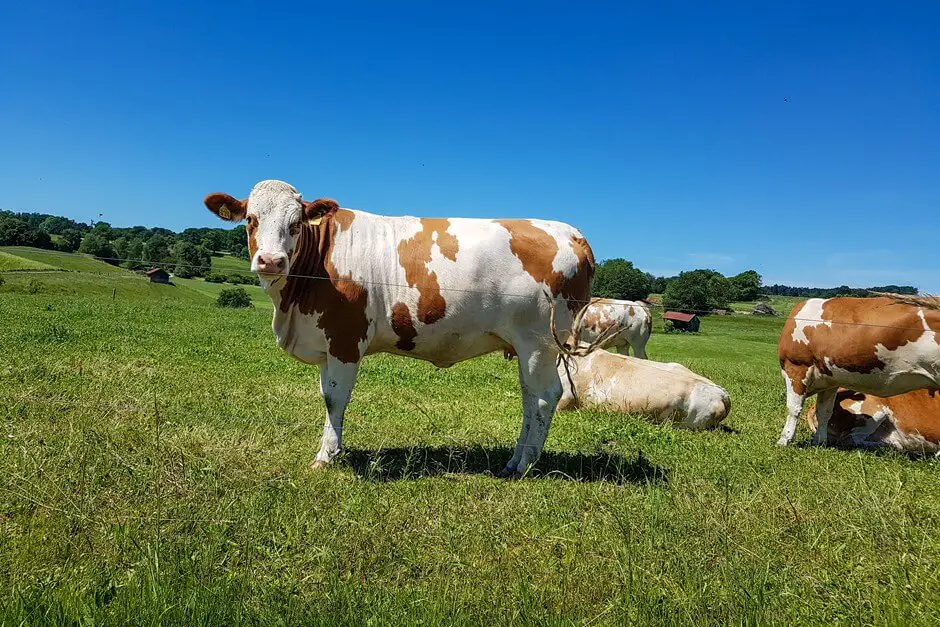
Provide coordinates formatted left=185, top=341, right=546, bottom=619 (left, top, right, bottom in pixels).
left=663, top=311, right=700, bottom=332
left=145, top=267, right=170, bottom=284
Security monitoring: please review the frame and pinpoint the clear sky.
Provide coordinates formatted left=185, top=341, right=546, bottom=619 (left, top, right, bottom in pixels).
left=2, top=1, right=938, bottom=291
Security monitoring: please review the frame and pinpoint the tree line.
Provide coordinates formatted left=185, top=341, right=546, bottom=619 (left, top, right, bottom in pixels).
left=593, top=258, right=918, bottom=313
left=1, top=209, right=920, bottom=299
left=0, top=210, right=248, bottom=278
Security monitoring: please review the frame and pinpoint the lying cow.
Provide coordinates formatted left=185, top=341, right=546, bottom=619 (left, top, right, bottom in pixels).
left=777, top=296, right=940, bottom=446
left=805, top=388, right=940, bottom=455
left=554, top=351, right=730, bottom=429
left=205, top=180, right=596, bottom=475
left=580, top=298, right=652, bottom=358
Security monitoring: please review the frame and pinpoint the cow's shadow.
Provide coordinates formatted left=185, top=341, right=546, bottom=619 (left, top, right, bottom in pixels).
left=342, top=445, right=669, bottom=485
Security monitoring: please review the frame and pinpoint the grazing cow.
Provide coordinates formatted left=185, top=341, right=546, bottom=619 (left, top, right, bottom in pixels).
left=580, top=298, right=652, bottom=358
left=777, top=297, right=940, bottom=446
left=805, top=388, right=940, bottom=455
left=204, top=180, right=596, bottom=475
left=555, top=351, right=730, bottom=429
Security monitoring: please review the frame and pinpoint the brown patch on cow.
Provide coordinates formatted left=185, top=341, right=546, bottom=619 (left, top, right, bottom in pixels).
left=628, top=305, right=636, bottom=317
left=808, top=388, right=940, bottom=446
left=204, top=193, right=248, bottom=222
left=561, top=235, right=595, bottom=312
left=583, top=310, right=602, bottom=330
left=333, top=209, right=355, bottom=232
left=397, top=219, right=459, bottom=325
left=278, top=211, right=369, bottom=364
left=779, top=297, right=940, bottom=392
left=782, top=361, right=809, bottom=395
left=644, top=309, right=653, bottom=334
left=246, top=214, right=259, bottom=260
left=497, top=221, right=595, bottom=313
left=303, top=198, right=339, bottom=220
left=391, top=302, right=418, bottom=350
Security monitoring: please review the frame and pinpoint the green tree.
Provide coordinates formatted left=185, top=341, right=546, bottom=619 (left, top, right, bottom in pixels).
left=663, top=269, right=732, bottom=312
left=56, top=229, right=83, bottom=252
left=126, top=237, right=145, bottom=265
left=144, top=234, right=173, bottom=266
left=593, top=258, right=652, bottom=301
left=729, top=270, right=762, bottom=301
left=78, top=231, right=116, bottom=262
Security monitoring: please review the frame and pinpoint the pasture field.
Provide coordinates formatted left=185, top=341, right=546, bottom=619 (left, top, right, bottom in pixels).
left=0, top=250, right=56, bottom=272
left=173, top=276, right=272, bottom=309
left=1, top=265, right=939, bottom=624
left=211, top=253, right=252, bottom=276
left=1, top=246, right=129, bottom=274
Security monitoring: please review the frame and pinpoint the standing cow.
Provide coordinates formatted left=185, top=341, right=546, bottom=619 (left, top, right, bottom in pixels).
left=204, top=180, right=596, bottom=476
left=805, top=388, right=940, bottom=455
left=580, top=298, right=652, bottom=358
left=777, top=296, right=940, bottom=446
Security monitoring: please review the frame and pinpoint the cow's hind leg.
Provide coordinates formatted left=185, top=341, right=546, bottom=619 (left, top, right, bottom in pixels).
left=777, top=369, right=806, bottom=446
left=810, top=388, right=837, bottom=446
left=311, top=358, right=360, bottom=469
left=631, top=338, right=648, bottom=360
left=502, top=344, right=563, bottom=477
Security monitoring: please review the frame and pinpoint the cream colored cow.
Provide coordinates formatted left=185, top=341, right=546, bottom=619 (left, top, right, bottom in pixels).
left=556, top=351, right=730, bottom=430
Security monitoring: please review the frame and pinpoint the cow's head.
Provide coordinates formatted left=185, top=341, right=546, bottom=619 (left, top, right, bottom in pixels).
left=204, top=180, right=333, bottom=285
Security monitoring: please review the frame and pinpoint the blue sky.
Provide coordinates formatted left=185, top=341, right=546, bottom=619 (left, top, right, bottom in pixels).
left=2, top=1, right=938, bottom=291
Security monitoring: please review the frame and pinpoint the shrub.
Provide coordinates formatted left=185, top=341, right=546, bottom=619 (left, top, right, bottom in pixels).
left=0, top=274, right=5, bottom=287
left=216, top=287, right=252, bottom=308
left=205, top=273, right=228, bottom=283
left=228, top=273, right=259, bottom=286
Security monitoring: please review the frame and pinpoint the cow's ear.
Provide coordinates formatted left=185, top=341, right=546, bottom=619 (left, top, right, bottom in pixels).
left=204, top=193, right=248, bottom=222
left=302, top=198, right=340, bottom=225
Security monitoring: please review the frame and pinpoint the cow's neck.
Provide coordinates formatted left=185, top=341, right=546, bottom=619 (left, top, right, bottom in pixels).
left=266, top=214, right=338, bottom=340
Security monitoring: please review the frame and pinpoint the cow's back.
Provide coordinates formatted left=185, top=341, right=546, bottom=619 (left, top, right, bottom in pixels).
left=778, top=297, right=940, bottom=396
left=285, top=210, right=595, bottom=366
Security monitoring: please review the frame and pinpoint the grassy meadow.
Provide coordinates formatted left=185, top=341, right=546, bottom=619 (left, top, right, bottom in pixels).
left=1, top=247, right=939, bottom=624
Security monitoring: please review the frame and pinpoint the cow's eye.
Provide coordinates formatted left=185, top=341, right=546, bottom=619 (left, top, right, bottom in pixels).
left=290, top=223, right=301, bottom=235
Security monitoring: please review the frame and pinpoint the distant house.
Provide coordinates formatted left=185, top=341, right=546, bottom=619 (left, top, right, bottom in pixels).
left=663, top=311, right=700, bottom=332
left=146, top=267, right=170, bottom=284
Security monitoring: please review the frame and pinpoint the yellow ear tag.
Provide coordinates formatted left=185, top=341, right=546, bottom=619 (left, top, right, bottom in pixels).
left=308, top=216, right=323, bottom=226
left=218, top=204, right=231, bottom=220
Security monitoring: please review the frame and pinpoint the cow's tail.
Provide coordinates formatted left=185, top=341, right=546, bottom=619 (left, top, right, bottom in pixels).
left=546, top=291, right=621, bottom=358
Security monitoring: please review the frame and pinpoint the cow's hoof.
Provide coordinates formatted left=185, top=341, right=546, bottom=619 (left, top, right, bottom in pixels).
left=309, top=459, right=330, bottom=471
left=497, top=465, right=517, bottom=478
left=775, top=438, right=792, bottom=447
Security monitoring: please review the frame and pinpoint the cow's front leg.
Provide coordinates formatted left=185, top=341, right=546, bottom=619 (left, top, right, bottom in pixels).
left=311, top=358, right=360, bottom=470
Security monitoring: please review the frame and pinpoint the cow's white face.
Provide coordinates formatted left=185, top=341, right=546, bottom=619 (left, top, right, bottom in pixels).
left=245, top=180, right=305, bottom=281
left=204, top=179, right=308, bottom=284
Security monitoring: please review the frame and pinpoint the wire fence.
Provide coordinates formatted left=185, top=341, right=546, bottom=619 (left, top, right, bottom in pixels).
left=2, top=248, right=937, bottom=332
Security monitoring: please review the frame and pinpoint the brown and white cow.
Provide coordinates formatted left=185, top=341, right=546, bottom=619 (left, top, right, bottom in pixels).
left=805, top=388, right=940, bottom=455
left=579, top=298, right=652, bottom=358
left=205, top=180, right=595, bottom=475
left=777, top=297, right=940, bottom=446
left=556, top=351, right=730, bottom=429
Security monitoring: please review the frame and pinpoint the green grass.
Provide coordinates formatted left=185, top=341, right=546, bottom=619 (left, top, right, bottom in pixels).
left=174, top=276, right=272, bottom=308
left=2, top=272, right=939, bottom=624
left=211, top=254, right=251, bottom=276
left=1, top=246, right=129, bottom=274
left=0, top=250, right=56, bottom=271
